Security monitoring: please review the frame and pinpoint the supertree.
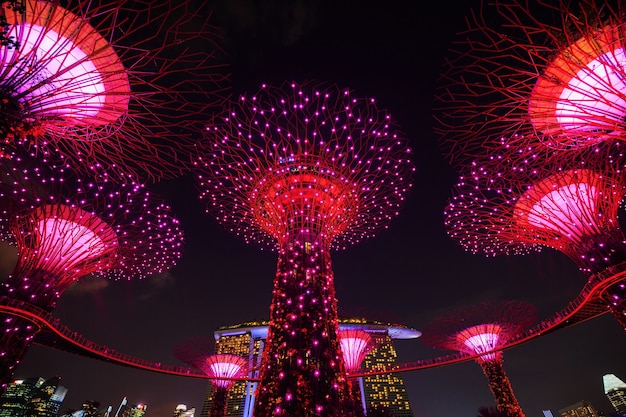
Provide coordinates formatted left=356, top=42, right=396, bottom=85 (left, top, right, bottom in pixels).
left=420, top=300, right=537, bottom=417
left=0, top=148, right=184, bottom=389
left=444, top=139, right=626, bottom=331
left=433, top=0, right=626, bottom=169
left=337, top=328, right=376, bottom=417
left=174, top=337, right=249, bottom=417
left=0, top=0, right=228, bottom=183
left=195, top=81, right=414, bottom=417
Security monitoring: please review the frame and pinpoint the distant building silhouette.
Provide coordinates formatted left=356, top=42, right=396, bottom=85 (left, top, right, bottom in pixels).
left=174, top=403, right=196, bottom=416
left=604, top=374, right=626, bottom=416
left=60, top=400, right=100, bottom=417
left=200, top=319, right=420, bottom=417
left=558, top=400, right=600, bottom=417
left=0, top=376, right=67, bottom=416
left=102, top=397, right=146, bottom=417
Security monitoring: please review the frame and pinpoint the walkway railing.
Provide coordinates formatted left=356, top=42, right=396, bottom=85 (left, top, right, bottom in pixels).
left=1, top=261, right=624, bottom=381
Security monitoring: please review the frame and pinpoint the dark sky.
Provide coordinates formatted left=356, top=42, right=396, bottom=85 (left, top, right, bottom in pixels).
left=6, top=1, right=626, bottom=416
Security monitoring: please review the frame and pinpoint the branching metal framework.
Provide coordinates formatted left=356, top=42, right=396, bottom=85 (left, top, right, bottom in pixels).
left=420, top=301, right=537, bottom=417
left=174, top=338, right=248, bottom=417
left=433, top=0, right=626, bottom=170
left=0, top=149, right=184, bottom=390
left=435, top=0, right=626, bottom=334
left=444, top=140, right=626, bottom=331
left=0, top=0, right=229, bottom=183
left=196, top=81, right=414, bottom=417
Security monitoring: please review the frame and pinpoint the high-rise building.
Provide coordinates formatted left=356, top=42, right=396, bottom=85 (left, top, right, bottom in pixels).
left=200, top=319, right=420, bottom=417
left=603, top=374, right=626, bottom=416
left=558, top=400, right=600, bottom=417
left=0, top=376, right=67, bottom=417
left=60, top=400, right=100, bottom=417
left=107, top=397, right=146, bottom=417
left=174, top=404, right=196, bottom=416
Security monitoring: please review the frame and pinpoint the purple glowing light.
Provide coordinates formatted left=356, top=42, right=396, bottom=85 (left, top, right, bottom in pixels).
left=204, top=354, right=248, bottom=389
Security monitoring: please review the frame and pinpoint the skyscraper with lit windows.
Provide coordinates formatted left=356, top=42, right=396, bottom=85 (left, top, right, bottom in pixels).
left=604, top=374, right=626, bottom=416
left=558, top=401, right=600, bottom=417
left=0, top=376, right=67, bottom=417
left=200, top=319, right=420, bottom=417
left=360, top=331, right=414, bottom=416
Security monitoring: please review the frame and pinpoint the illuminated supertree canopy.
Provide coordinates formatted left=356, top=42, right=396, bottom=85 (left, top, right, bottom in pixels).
left=433, top=0, right=626, bottom=169
left=174, top=338, right=248, bottom=417
left=338, top=329, right=376, bottom=417
left=0, top=0, right=228, bottom=183
left=196, top=80, right=414, bottom=417
left=0, top=150, right=184, bottom=389
left=338, top=329, right=375, bottom=373
left=444, top=140, right=626, bottom=331
left=420, top=300, right=537, bottom=417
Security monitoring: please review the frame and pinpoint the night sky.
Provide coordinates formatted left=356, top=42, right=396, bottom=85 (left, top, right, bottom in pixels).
left=5, top=1, right=626, bottom=416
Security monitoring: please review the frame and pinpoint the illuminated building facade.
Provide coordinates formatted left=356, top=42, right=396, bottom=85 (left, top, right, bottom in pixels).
left=558, top=401, right=600, bottom=417
left=0, top=376, right=67, bottom=417
left=200, top=319, right=420, bottom=417
left=60, top=400, right=100, bottom=417
left=604, top=374, right=626, bottom=416
left=360, top=331, right=414, bottom=417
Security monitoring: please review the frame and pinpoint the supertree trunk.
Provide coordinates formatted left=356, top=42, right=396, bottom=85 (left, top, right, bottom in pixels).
left=601, top=281, right=626, bottom=334
left=0, top=313, right=38, bottom=391
left=4, top=269, right=66, bottom=311
left=254, top=238, right=354, bottom=417
left=210, top=387, right=229, bottom=417
left=479, top=359, right=525, bottom=417
left=0, top=269, right=60, bottom=390
left=348, top=378, right=366, bottom=417
left=575, top=231, right=626, bottom=277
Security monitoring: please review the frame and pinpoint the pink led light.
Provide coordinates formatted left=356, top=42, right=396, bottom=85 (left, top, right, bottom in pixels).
left=530, top=24, right=626, bottom=141
left=197, top=81, right=414, bottom=416
left=209, top=362, right=244, bottom=388
left=4, top=155, right=184, bottom=289
left=445, top=154, right=626, bottom=275
left=0, top=0, right=228, bottom=183
left=197, top=81, right=415, bottom=251
left=338, top=329, right=374, bottom=372
left=457, top=325, right=501, bottom=361
left=2, top=0, right=129, bottom=126
left=435, top=5, right=626, bottom=172
left=32, top=205, right=118, bottom=272
left=554, top=48, right=626, bottom=134
left=512, top=169, right=610, bottom=248
left=421, top=301, right=536, bottom=361
left=422, top=301, right=535, bottom=417
left=204, top=354, right=248, bottom=389
left=6, top=23, right=108, bottom=120
left=519, top=182, right=597, bottom=238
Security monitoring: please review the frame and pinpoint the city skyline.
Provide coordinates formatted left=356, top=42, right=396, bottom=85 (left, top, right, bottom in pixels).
left=3, top=1, right=626, bottom=417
